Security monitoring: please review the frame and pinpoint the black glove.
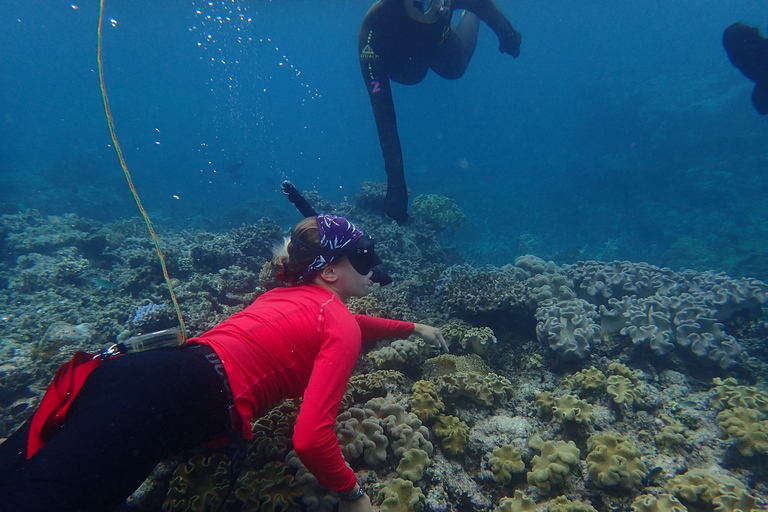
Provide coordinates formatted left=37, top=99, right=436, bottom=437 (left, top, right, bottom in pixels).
left=499, top=28, right=522, bottom=58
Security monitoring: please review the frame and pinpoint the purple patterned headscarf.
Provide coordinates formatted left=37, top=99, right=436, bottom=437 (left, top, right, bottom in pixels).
left=297, top=214, right=364, bottom=283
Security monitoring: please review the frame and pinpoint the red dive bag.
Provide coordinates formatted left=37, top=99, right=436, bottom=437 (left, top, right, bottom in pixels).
left=26, top=351, right=104, bottom=458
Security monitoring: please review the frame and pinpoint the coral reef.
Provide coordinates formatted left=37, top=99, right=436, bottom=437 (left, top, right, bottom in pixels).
left=3, top=201, right=768, bottom=512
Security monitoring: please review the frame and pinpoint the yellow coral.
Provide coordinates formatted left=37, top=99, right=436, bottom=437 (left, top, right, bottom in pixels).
left=460, top=326, right=497, bottom=357
left=164, top=453, right=232, bottom=512
left=631, top=494, right=688, bottom=512
left=496, top=490, right=538, bottom=512
left=607, top=362, right=639, bottom=384
left=410, top=380, right=445, bottom=422
left=526, top=436, right=580, bottom=495
left=567, top=366, right=606, bottom=393
left=552, top=394, right=594, bottom=425
left=711, top=377, right=768, bottom=414
left=433, top=414, right=470, bottom=455
left=586, top=434, right=647, bottom=489
left=665, top=468, right=758, bottom=512
left=377, top=478, right=426, bottom=512
left=396, top=448, right=431, bottom=482
left=548, top=495, right=599, bottom=512
left=715, top=407, right=768, bottom=457
left=489, top=444, right=525, bottom=484
left=606, top=375, right=637, bottom=406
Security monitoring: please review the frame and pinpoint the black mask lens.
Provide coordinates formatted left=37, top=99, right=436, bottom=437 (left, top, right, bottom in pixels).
left=347, top=236, right=381, bottom=276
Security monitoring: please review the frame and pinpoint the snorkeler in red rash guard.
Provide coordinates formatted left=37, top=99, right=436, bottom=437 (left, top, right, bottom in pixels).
left=359, top=0, right=522, bottom=225
left=0, top=214, right=448, bottom=512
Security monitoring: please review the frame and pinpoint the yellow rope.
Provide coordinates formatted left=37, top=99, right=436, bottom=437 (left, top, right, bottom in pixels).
left=97, top=0, right=187, bottom=340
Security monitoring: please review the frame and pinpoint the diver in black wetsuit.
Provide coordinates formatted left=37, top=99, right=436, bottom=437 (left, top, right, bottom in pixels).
left=358, top=0, right=521, bottom=225
left=723, top=22, right=768, bottom=115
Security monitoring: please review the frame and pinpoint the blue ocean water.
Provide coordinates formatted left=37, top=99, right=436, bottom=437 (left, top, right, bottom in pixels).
left=1, top=0, right=766, bottom=278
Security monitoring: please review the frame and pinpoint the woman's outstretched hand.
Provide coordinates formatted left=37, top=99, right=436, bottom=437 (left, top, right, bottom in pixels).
left=413, top=323, right=449, bottom=352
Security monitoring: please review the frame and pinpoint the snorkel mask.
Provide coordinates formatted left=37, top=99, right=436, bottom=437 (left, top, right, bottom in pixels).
left=413, top=0, right=448, bottom=16
left=294, top=214, right=388, bottom=285
left=282, top=182, right=393, bottom=286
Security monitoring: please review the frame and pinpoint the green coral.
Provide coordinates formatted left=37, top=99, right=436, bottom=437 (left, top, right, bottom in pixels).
left=488, top=443, right=525, bottom=484
left=526, top=436, right=580, bottom=495
left=433, top=414, right=470, bottom=455
left=586, top=433, right=647, bottom=489
left=411, top=194, right=467, bottom=230
left=551, top=394, right=594, bottom=425
left=631, top=494, right=688, bottom=512
left=377, top=478, right=426, bottom=512
left=665, top=469, right=758, bottom=512
left=410, top=380, right=445, bottom=422
left=164, top=453, right=232, bottom=512
left=396, top=448, right=431, bottom=482
left=496, top=490, right=538, bottom=512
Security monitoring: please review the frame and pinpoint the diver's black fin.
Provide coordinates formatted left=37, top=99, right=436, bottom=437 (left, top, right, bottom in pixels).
left=752, top=81, right=768, bottom=115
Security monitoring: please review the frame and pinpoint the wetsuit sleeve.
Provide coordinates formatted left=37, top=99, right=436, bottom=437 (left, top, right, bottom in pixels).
left=354, top=315, right=415, bottom=343
left=291, top=304, right=360, bottom=493
left=454, top=0, right=520, bottom=56
left=358, top=13, right=409, bottom=223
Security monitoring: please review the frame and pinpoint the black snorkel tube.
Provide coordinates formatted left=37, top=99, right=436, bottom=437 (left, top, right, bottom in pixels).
left=281, top=181, right=393, bottom=287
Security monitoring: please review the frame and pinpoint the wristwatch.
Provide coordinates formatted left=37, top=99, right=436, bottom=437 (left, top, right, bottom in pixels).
left=339, top=485, right=365, bottom=501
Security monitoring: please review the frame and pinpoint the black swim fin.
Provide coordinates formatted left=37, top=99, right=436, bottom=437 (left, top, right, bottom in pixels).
left=752, top=80, right=768, bottom=115
left=723, top=23, right=768, bottom=114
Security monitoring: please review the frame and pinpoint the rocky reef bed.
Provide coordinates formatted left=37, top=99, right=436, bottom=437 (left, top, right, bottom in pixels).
left=1, top=184, right=767, bottom=512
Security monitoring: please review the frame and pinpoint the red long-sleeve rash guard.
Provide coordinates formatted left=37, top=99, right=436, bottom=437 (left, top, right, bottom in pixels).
left=188, top=284, right=414, bottom=492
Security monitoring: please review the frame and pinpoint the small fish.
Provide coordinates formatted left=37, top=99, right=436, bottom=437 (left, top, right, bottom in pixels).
left=90, top=278, right=117, bottom=290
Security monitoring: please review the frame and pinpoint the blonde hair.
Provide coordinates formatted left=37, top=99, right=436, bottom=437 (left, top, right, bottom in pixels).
left=270, top=217, right=322, bottom=284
